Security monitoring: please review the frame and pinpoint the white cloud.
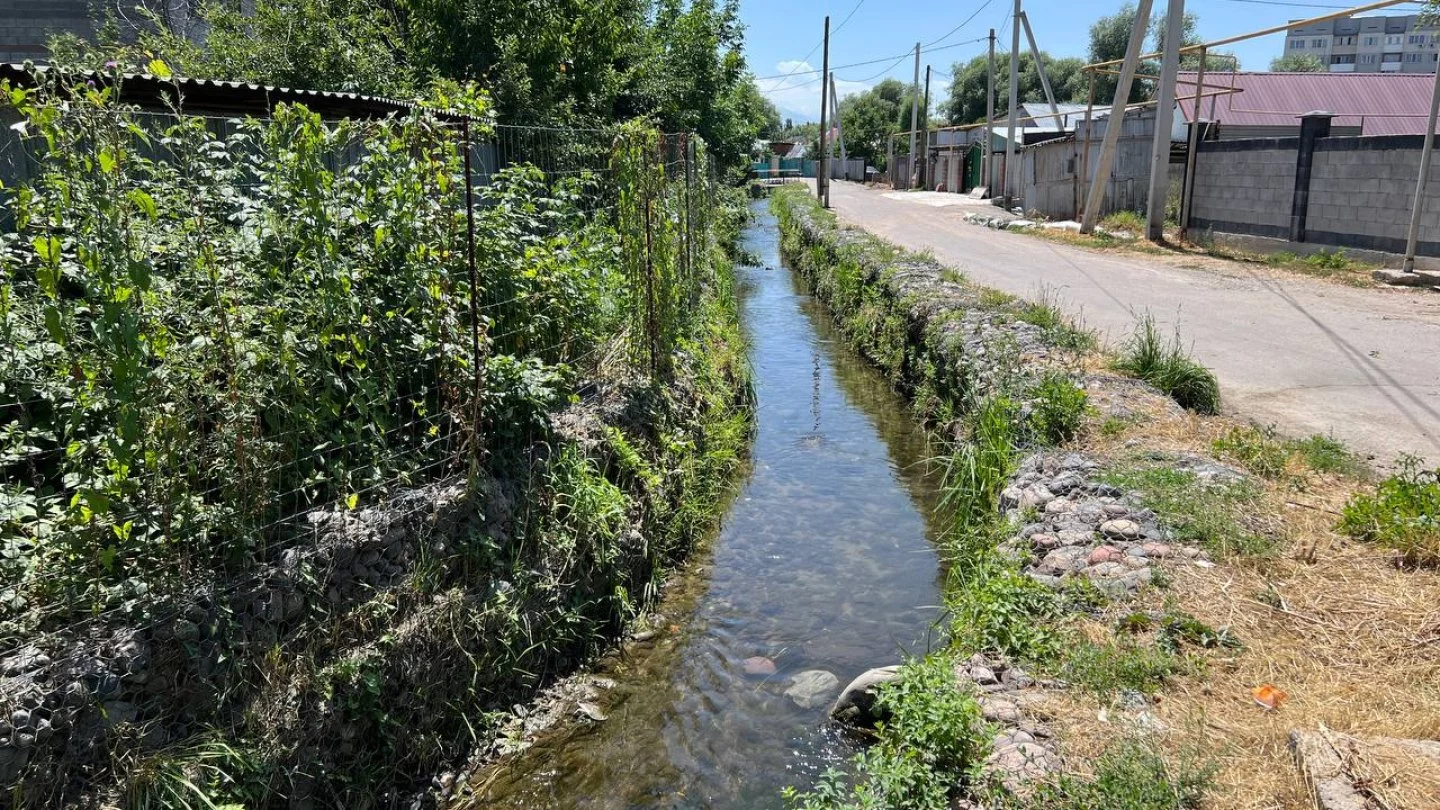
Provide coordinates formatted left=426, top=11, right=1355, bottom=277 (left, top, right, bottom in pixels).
left=755, top=61, right=872, bottom=124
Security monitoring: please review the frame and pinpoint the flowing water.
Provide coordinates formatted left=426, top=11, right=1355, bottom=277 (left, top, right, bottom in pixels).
left=471, top=199, right=948, bottom=808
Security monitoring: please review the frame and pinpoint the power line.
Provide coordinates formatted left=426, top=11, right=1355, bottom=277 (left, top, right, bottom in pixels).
left=1214, top=0, right=1424, bottom=7
left=755, top=36, right=990, bottom=83
left=832, top=0, right=867, bottom=35
left=762, top=1, right=866, bottom=96
left=923, top=0, right=997, bottom=49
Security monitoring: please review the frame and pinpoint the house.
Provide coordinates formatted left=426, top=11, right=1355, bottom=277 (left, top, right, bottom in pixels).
left=1176, top=71, right=1438, bottom=139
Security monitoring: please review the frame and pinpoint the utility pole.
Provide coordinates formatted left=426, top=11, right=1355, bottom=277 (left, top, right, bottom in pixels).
left=818, top=15, right=830, bottom=205
left=1146, top=0, right=1185, bottom=242
left=1080, top=0, right=1153, bottom=233
left=1179, top=46, right=1207, bottom=239
left=1005, top=0, right=1021, bottom=209
left=986, top=28, right=996, bottom=193
left=830, top=73, right=848, bottom=175
left=921, top=65, right=932, bottom=189
left=909, top=42, right=921, bottom=189
left=1019, top=12, right=1063, bottom=130
left=1403, top=52, right=1440, bottom=272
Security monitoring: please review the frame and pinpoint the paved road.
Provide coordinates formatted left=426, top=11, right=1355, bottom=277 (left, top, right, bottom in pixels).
left=814, top=180, right=1440, bottom=467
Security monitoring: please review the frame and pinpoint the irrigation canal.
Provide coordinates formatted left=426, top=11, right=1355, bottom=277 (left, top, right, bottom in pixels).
left=471, top=199, right=949, bottom=807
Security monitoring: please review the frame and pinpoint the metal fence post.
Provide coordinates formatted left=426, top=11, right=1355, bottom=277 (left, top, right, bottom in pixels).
left=461, top=119, right=484, bottom=465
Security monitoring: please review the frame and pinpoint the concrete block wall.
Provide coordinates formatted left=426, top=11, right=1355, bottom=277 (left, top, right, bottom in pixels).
left=1189, top=139, right=1298, bottom=240
left=1306, top=136, right=1440, bottom=255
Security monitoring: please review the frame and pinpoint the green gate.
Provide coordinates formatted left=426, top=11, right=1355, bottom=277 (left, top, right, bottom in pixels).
left=964, top=142, right=983, bottom=191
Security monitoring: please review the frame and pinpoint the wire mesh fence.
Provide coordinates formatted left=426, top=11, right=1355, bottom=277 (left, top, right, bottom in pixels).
left=0, top=76, right=724, bottom=655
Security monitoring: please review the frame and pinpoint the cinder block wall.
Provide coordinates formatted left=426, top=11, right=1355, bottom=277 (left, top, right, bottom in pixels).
left=1188, top=139, right=1298, bottom=241
left=1307, top=136, right=1440, bottom=255
left=1189, top=133, right=1440, bottom=257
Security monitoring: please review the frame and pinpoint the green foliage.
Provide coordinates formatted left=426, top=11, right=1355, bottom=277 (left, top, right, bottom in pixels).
left=1212, top=425, right=1368, bottom=481
left=943, top=51, right=1087, bottom=126
left=1012, top=740, right=1212, bottom=810
left=1100, top=463, right=1271, bottom=557
left=1304, top=248, right=1350, bottom=270
left=1270, top=53, right=1327, bottom=73
left=784, top=655, right=987, bottom=810
left=1339, top=456, right=1440, bottom=566
left=1060, top=638, right=1184, bottom=696
left=1098, top=210, right=1145, bottom=234
left=126, top=738, right=268, bottom=810
left=1114, top=315, right=1220, bottom=414
left=838, top=79, right=919, bottom=167
left=1015, top=297, right=1096, bottom=353
left=1027, top=374, right=1089, bottom=446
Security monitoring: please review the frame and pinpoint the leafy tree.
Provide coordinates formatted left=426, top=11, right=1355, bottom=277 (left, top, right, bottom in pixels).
left=836, top=78, right=909, bottom=168
left=1270, top=53, right=1326, bottom=72
left=942, top=51, right=1084, bottom=126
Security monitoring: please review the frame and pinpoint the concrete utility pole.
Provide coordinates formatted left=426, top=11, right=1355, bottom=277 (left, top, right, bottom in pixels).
left=986, top=29, right=996, bottom=193
left=1018, top=12, right=1063, bottom=130
left=830, top=73, right=848, bottom=172
left=1080, top=0, right=1153, bottom=234
left=921, top=65, right=932, bottom=189
left=909, top=42, right=921, bottom=189
left=1403, top=54, right=1440, bottom=272
left=818, top=15, right=830, bottom=206
left=1005, top=0, right=1021, bottom=209
left=1146, top=0, right=1185, bottom=242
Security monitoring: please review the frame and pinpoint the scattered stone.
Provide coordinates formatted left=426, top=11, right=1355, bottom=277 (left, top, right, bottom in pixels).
left=979, top=696, right=1023, bottom=724
left=742, top=656, right=777, bottom=676
left=1044, top=498, right=1074, bottom=515
left=576, top=702, right=607, bottom=722
left=631, top=630, right=657, bottom=643
left=1036, top=547, right=1088, bottom=576
left=1140, top=542, right=1172, bottom=558
left=1099, top=519, right=1141, bottom=541
left=830, top=665, right=902, bottom=727
left=1018, top=485, right=1054, bottom=511
left=1031, top=533, right=1060, bottom=550
left=784, top=670, right=841, bottom=709
left=1087, top=545, right=1124, bottom=565
left=984, top=741, right=1061, bottom=797
left=1056, top=529, right=1095, bottom=547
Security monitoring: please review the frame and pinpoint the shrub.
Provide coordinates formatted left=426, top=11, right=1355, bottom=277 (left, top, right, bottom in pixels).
left=1338, top=456, right=1440, bottom=566
left=1114, top=315, right=1220, bottom=414
left=1028, top=374, right=1089, bottom=446
left=1100, top=210, right=1145, bottom=234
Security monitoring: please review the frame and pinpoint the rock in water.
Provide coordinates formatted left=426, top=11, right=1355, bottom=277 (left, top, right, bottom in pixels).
left=830, top=665, right=903, bottom=727
left=784, top=670, right=841, bottom=709
left=742, top=656, right=777, bottom=676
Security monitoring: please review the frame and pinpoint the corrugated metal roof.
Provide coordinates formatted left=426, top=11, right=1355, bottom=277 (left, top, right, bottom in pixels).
left=1177, top=71, right=1434, bottom=136
left=0, top=63, right=458, bottom=120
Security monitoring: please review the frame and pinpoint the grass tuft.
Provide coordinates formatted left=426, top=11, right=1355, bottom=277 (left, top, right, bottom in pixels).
left=1099, top=210, right=1145, bottom=234
left=1113, top=315, right=1220, bottom=414
left=1007, top=740, right=1212, bottom=810
left=1212, top=424, right=1369, bottom=482
left=1099, top=462, right=1272, bottom=557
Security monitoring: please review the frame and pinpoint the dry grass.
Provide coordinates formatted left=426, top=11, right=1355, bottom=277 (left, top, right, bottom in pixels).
left=1013, top=224, right=1381, bottom=289
left=1040, top=365, right=1440, bottom=810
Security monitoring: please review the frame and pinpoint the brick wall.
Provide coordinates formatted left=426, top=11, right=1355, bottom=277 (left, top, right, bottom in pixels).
left=1188, top=139, right=1298, bottom=241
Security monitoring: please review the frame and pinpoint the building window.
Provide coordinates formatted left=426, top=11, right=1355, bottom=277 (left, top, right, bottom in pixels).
left=1291, top=38, right=1304, bottom=49
left=1312, top=38, right=1325, bottom=47
left=1410, top=34, right=1425, bottom=44
left=1384, top=52, right=1402, bottom=62
left=1388, top=35, right=1402, bottom=45
left=1361, top=54, right=1377, bottom=63
left=1333, top=35, right=1354, bottom=46
left=1331, top=55, right=1355, bottom=64
left=1364, top=36, right=1377, bottom=46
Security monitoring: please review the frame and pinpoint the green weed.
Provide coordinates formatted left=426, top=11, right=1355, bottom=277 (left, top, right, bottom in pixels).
left=1114, top=315, right=1221, bottom=414
left=1304, top=248, right=1350, bottom=270
left=1338, top=456, right=1440, bottom=566
left=1100, top=462, right=1271, bottom=557
left=1027, top=374, right=1089, bottom=446
left=1007, top=740, right=1213, bottom=810
left=1060, top=638, right=1185, bottom=696
left=1099, top=210, right=1145, bottom=234
left=1212, top=425, right=1368, bottom=481
left=1015, top=292, right=1097, bottom=353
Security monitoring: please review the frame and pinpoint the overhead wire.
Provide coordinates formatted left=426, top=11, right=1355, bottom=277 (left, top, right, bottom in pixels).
left=762, top=0, right=866, bottom=95
left=923, top=0, right=997, bottom=49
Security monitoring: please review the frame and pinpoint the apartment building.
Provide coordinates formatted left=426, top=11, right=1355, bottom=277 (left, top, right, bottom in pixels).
left=1284, top=14, right=1438, bottom=74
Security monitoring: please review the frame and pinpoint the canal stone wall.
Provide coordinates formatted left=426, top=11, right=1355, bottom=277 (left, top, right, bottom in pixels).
left=0, top=364, right=751, bottom=807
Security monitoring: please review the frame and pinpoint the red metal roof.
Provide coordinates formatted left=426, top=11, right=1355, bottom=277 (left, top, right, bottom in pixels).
left=1177, top=71, right=1436, bottom=136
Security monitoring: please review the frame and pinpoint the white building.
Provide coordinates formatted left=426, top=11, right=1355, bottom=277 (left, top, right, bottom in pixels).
left=1283, top=14, right=1438, bottom=74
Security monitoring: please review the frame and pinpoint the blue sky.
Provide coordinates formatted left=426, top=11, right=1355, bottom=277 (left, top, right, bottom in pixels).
left=740, top=0, right=1432, bottom=122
